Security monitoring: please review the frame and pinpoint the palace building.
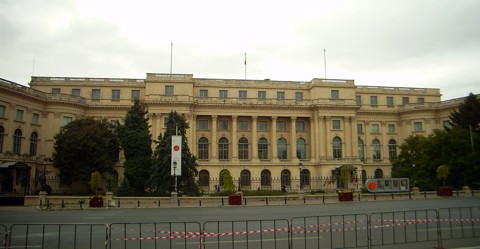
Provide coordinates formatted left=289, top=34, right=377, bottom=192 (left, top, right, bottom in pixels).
left=0, top=73, right=463, bottom=194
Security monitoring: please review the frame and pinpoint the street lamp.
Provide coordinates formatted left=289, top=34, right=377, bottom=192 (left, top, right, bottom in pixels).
left=173, top=161, right=178, bottom=193
left=412, top=163, right=416, bottom=188
left=299, top=163, right=303, bottom=190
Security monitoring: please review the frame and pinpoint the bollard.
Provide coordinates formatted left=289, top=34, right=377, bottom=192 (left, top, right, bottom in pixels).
left=158, top=199, right=161, bottom=207
left=62, top=199, right=65, bottom=208
left=118, top=200, right=121, bottom=207
left=323, top=195, right=325, bottom=204
left=138, top=200, right=140, bottom=207
left=284, top=196, right=287, bottom=205
left=456, top=189, right=459, bottom=197
left=424, top=191, right=427, bottom=199
left=358, top=193, right=361, bottom=202
left=177, top=199, right=180, bottom=207
left=472, top=189, right=475, bottom=196
left=199, top=200, right=202, bottom=207
left=374, top=193, right=376, bottom=200
left=391, top=192, right=394, bottom=200
left=303, top=197, right=306, bottom=204
left=244, top=197, right=247, bottom=205
left=40, top=199, right=43, bottom=207
left=266, top=197, right=269, bottom=206
left=409, top=191, right=412, bottom=200
left=222, top=197, right=224, bottom=206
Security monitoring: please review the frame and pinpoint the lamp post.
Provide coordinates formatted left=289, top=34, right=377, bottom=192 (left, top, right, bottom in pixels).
left=412, top=163, right=416, bottom=187
left=173, top=161, right=178, bottom=193
left=299, top=163, right=303, bottom=191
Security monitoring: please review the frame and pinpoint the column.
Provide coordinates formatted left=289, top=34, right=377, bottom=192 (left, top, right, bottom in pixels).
left=252, top=116, right=258, bottom=160
left=290, top=116, right=297, bottom=160
left=350, top=117, right=358, bottom=160
left=312, top=112, right=319, bottom=161
left=191, top=115, right=197, bottom=155
left=231, top=115, right=238, bottom=161
left=318, top=116, right=326, bottom=160
left=211, top=115, right=218, bottom=160
left=344, top=116, right=352, bottom=158
left=155, top=113, right=161, bottom=140
left=148, top=113, right=156, bottom=141
left=271, top=116, right=278, bottom=160
left=324, top=116, right=331, bottom=159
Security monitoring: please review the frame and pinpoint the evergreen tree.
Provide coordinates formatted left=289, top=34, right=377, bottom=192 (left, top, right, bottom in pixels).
left=53, top=117, right=119, bottom=185
left=148, top=111, right=200, bottom=196
left=116, top=99, right=152, bottom=194
left=449, top=93, right=480, bottom=134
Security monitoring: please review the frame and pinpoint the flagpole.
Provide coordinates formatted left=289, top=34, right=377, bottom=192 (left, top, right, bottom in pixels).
left=244, top=53, right=247, bottom=80
left=170, top=42, right=173, bottom=76
left=323, top=49, right=327, bottom=79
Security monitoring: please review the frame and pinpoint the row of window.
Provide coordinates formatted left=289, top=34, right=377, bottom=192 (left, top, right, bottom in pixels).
left=200, top=89, right=310, bottom=101
left=52, top=88, right=142, bottom=100
left=357, top=95, right=425, bottom=107
left=198, top=119, right=307, bottom=132
left=0, top=127, right=38, bottom=156
left=0, top=106, right=75, bottom=127
left=197, top=136, right=397, bottom=161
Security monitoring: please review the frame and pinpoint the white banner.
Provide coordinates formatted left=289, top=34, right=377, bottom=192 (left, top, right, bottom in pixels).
left=171, top=135, right=182, bottom=176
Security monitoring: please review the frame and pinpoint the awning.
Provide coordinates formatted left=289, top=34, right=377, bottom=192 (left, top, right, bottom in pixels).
left=0, top=161, right=30, bottom=170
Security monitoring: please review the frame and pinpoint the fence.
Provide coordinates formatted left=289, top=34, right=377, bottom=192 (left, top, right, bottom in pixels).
left=1, top=206, right=479, bottom=249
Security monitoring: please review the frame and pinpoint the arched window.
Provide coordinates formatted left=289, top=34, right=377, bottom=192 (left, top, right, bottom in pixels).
left=333, top=136, right=342, bottom=159
left=358, top=139, right=365, bottom=161
left=198, top=137, right=209, bottom=160
left=281, top=169, right=291, bottom=187
left=388, top=139, right=397, bottom=159
left=198, top=170, right=210, bottom=187
left=240, top=170, right=251, bottom=188
left=372, top=139, right=381, bottom=160
left=218, top=137, right=229, bottom=160
left=219, top=169, right=230, bottom=187
left=296, top=138, right=306, bottom=159
left=261, top=170, right=271, bottom=187
left=0, top=126, right=4, bottom=153
left=13, top=129, right=22, bottom=155
left=300, top=169, right=310, bottom=189
left=277, top=138, right=287, bottom=159
left=374, top=169, right=384, bottom=178
left=238, top=137, right=249, bottom=160
left=258, top=138, right=268, bottom=160
left=29, top=132, right=38, bottom=156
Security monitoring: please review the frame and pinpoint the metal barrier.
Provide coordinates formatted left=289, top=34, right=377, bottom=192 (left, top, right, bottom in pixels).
left=202, top=219, right=290, bottom=249
left=1, top=224, right=7, bottom=249
left=109, top=222, right=202, bottom=249
left=291, top=214, right=369, bottom=249
left=438, top=206, right=480, bottom=248
left=8, top=223, right=108, bottom=249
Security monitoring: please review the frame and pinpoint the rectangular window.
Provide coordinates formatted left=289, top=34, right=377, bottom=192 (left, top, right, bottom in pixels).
left=388, top=124, right=396, bottom=133
left=32, top=113, right=40, bottom=125
left=163, top=117, right=169, bottom=128
left=258, top=91, right=266, bottom=100
left=370, top=96, right=378, bottom=106
left=238, top=120, right=248, bottom=131
left=200, top=89, right=208, bottom=98
left=356, top=96, right=362, bottom=106
left=331, top=90, right=339, bottom=99
left=387, top=96, right=394, bottom=107
left=219, top=90, right=228, bottom=99
left=218, top=120, right=229, bottom=131
left=0, top=105, right=6, bottom=118
left=414, top=121, right=423, bottom=132
left=15, top=109, right=23, bottom=121
left=131, top=90, right=140, bottom=100
left=239, top=90, right=247, bottom=99
left=371, top=123, right=380, bottom=133
left=296, top=121, right=305, bottom=131
left=63, top=116, right=72, bottom=125
left=165, top=85, right=174, bottom=95
left=402, top=97, right=410, bottom=105
left=277, top=92, right=285, bottom=100
left=91, top=89, right=101, bottom=100
left=332, top=119, right=341, bottom=130
left=277, top=121, right=287, bottom=131
left=258, top=121, right=268, bottom=131
left=71, top=89, right=80, bottom=96
left=442, top=120, right=452, bottom=129
left=52, top=88, right=61, bottom=94
left=357, top=123, right=363, bottom=134
left=295, top=92, right=304, bottom=101
left=112, top=89, right=121, bottom=100
left=198, top=120, right=209, bottom=130
left=418, top=97, right=425, bottom=105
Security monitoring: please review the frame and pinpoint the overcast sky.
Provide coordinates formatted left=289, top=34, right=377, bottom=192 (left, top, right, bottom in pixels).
left=1, top=0, right=479, bottom=100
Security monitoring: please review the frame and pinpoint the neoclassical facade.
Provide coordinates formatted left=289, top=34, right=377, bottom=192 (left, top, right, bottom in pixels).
left=0, top=73, right=462, bottom=193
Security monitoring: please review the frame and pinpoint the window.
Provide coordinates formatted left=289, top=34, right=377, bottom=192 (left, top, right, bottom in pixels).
left=418, top=97, right=425, bottom=105
left=199, top=89, right=208, bottom=98
left=218, top=137, right=229, bottom=160
left=442, top=120, right=452, bottom=129
left=358, top=139, right=365, bottom=161
left=295, top=92, right=304, bottom=101
left=239, top=90, right=247, bottom=99
left=165, top=85, right=174, bottom=95
left=71, top=89, right=80, bottom=96
left=277, top=138, right=287, bottom=159
left=112, top=89, right=121, bottom=100
left=332, top=119, right=341, bottom=130
left=356, top=96, right=362, bottom=106
left=261, top=170, right=272, bottom=187
left=15, top=109, right=24, bottom=121
left=331, top=90, right=339, bottom=99
left=372, top=139, right=381, bottom=160
left=198, top=120, right=208, bottom=131
left=91, top=89, right=101, bottom=100
left=198, top=137, right=209, bottom=159
left=52, top=88, right=61, bottom=94
left=296, top=138, right=306, bottom=159
left=277, top=121, right=287, bottom=131
left=13, top=129, right=22, bottom=155
left=131, top=90, right=140, bottom=100
left=258, top=138, right=268, bottom=159
left=163, top=117, right=169, bottom=128
left=198, top=170, right=209, bottom=187
left=333, top=136, right=342, bottom=159
left=258, top=91, right=266, bottom=100
left=357, top=124, right=364, bottom=134
left=370, top=96, right=378, bottom=106
left=277, top=92, right=285, bottom=100
left=219, top=170, right=229, bottom=187
left=32, top=113, right=40, bottom=125
left=388, top=139, right=397, bottom=159
left=387, top=96, right=394, bottom=107
left=0, top=105, right=5, bottom=117
left=402, top=97, right=409, bottom=105
left=281, top=170, right=291, bottom=187
left=371, top=123, right=380, bottom=133
left=296, top=121, right=305, bottom=131
left=300, top=169, right=310, bottom=188
left=63, top=116, right=72, bottom=126
left=240, top=170, right=251, bottom=187
left=238, top=137, right=249, bottom=160
left=219, top=90, right=228, bottom=99
left=414, top=121, right=423, bottom=132
left=238, top=120, right=248, bottom=131
left=0, top=126, right=4, bottom=153
left=387, top=124, right=396, bottom=133
left=29, top=132, right=38, bottom=156
left=110, top=120, right=119, bottom=127
left=258, top=121, right=268, bottom=131
left=218, top=120, right=229, bottom=131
